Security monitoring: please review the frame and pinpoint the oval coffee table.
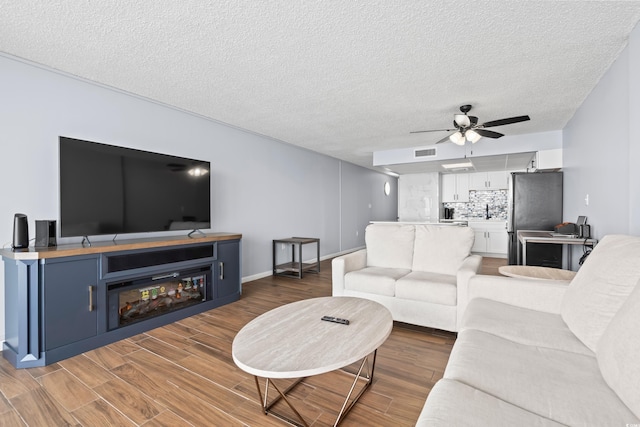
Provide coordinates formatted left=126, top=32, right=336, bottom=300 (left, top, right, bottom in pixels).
left=232, top=296, right=393, bottom=426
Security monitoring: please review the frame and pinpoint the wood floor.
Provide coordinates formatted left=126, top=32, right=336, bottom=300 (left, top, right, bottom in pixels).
left=479, top=255, right=508, bottom=276
left=0, top=257, right=506, bottom=427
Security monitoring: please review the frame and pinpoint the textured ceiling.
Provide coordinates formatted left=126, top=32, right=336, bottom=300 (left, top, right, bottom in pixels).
left=2, top=1, right=640, bottom=174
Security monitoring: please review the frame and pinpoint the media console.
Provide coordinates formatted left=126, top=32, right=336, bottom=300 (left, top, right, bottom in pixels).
left=1, top=233, right=241, bottom=369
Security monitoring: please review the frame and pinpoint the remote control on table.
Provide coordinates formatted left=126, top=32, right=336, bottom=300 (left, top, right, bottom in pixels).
left=321, top=315, right=349, bottom=325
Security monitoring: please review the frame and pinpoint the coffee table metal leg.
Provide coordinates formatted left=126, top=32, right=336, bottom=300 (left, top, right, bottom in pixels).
left=254, top=376, right=308, bottom=427
left=334, top=349, right=377, bottom=426
left=251, top=350, right=378, bottom=427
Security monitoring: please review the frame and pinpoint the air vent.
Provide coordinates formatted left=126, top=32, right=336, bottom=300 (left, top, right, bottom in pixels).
left=414, top=148, right=437, bottom=158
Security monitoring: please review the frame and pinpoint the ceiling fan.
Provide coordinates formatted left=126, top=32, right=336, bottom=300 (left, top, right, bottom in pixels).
left=411, top=105, right=530, bottom=145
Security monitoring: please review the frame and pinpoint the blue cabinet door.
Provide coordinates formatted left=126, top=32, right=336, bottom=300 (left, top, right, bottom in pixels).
left=215, top=240, right=240, bottom=299
left=43, top=257, right=98, bottom=350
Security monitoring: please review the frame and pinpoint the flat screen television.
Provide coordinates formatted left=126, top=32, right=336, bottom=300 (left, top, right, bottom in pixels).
left=59, top=137, right=211, bottom=238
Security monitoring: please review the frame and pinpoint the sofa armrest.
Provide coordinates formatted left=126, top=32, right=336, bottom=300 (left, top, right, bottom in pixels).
left=455, top=255, right=483, bottom=328
left=467, top=274, right=570, bottom=315
left=332, top=249, right=367, bottom=296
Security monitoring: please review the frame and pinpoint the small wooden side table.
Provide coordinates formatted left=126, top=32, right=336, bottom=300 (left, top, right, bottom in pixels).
left=272, top=237, right=320, bottom=278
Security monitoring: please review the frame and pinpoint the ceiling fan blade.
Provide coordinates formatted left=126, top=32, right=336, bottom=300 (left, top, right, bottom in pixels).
left=482, top=115, right=530, bottom=128
left=410, top=128, right=456, bottom=134
left=435, top=134, right=453, bottom=144
left=475, top=129, right=504, bottom=139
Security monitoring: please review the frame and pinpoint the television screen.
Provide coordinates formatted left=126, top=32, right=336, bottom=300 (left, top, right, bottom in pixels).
left=59, top=137, right=211, bottom=238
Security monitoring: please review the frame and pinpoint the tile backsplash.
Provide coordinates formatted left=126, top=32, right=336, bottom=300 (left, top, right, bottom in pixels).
left=444, top=190, right=508, bottom=220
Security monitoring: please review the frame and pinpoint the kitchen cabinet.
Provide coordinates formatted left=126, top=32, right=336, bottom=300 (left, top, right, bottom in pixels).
left=469, top=221, right=508, bottom=256
left=469, top=171, right=508, bottom=190
left=441, top=173, right=470, bottom=202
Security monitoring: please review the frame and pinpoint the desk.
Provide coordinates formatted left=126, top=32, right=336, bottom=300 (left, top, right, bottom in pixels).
left=517, top=231, right=597, bottom=270
left=272, top=237, right=320, bottom=278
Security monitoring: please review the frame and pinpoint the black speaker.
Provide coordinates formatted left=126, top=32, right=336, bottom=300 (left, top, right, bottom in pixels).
left=35, top=220, right=57, bottom=248
left=12, top=213, right=29, bottom=250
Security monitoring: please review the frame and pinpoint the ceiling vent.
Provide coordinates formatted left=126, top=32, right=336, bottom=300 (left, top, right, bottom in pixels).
left=414, top=147, right=437, bottom=158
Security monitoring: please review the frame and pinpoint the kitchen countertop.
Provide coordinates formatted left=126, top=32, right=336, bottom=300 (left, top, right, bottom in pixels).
left=371, top=221, right=467, bottom=225
left=370, top=219, right=508, bottom=226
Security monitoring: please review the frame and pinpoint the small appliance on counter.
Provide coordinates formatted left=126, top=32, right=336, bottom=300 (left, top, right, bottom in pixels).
left=579, top=223, right=591, bottom=239
left=12, top=213, right=29, bottom=250
left=443, top=207, right=454, bottom=220
left=554, top=222, right=577, bottom=235
left=553, top=216, right=591, bottom=238
left=35, top=220, right=57, bottom=247
left=577, top=215, right=591, bottom=238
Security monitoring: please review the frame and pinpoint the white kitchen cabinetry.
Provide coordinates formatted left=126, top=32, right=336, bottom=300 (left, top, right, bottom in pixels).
left=469, top=221, right=508, bottom=256
left=441, top=173, right=470, bottom=202
left=469, top=171, right=508, bottom=190
left=533, top=149, right=562, bottom=171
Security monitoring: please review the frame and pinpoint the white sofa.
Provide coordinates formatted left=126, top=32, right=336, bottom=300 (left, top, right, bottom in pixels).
left=332, top=223, right=482, bottom=332
left=418, top=234, right=640, bottom=426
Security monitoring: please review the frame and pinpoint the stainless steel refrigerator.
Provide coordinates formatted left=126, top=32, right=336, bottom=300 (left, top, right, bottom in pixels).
left=507, top=171, right=563, bottom=266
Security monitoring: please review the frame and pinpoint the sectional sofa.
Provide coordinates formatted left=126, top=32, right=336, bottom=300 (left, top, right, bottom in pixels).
left=418, top=234, right=640, bottom=425
left=332, top=223, right=482, bottom=332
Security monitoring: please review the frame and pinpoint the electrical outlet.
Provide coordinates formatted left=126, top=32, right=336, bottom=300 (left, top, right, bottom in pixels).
left=281, top=243, right=285, bottom=250
left=585, top=194, right=589, bottom=206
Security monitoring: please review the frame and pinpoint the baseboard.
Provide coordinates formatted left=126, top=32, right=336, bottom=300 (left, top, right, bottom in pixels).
left=241, top=247, right=364, bottom=284
left=472, top=252, right=508, bottom=259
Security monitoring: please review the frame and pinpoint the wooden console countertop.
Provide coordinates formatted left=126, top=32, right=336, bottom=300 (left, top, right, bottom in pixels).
left=1, top=232, right=242, bottom=261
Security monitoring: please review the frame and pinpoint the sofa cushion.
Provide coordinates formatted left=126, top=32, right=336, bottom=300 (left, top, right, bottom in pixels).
left=365, top=224, right=415, bottom=269
left=561, top=234, right=640, bottom=352
left=395, top=271, right=457, bottom=305
left=412, top=225, right=474, bottom=275
left=461, top=298, right=592, bottom=355
left=417, top=379, right=565, bottom=427
left=597, top=278, right=640, bottom=419
left=344, top=267, right=410, bottom=297
left=444, top=329, right=639, bottom=426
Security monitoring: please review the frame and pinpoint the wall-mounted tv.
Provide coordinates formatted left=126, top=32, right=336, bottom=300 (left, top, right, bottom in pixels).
left=59, top=137, right=211, bottom=238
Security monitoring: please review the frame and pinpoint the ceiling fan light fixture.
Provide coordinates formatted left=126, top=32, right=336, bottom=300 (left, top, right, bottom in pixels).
left=449, top=131, right=465, bottom=145
left=454, top=114, right=471, bottom=128
left=410, top=105, right=530, bottom=146
left=466, top=130, right=482, bottom=143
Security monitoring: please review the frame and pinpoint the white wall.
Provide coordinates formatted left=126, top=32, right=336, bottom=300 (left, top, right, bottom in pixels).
left=340, top=161, right=398, bottom=250
left=563, top=22, right=640, bottom=241
left=0, top=54, right=397, bottom=341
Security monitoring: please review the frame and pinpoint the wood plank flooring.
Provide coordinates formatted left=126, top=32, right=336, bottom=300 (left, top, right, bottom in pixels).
left=0, top=257, right=505, bottom=426
left=479, top=255, right=508, bottom=276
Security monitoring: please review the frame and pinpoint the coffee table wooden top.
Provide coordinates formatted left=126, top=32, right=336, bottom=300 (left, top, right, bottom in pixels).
left=232, top=297, right=392, bottom=379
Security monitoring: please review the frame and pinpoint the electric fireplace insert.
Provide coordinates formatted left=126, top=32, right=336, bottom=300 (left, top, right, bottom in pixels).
left=107, top=266, right=212, bottom=330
